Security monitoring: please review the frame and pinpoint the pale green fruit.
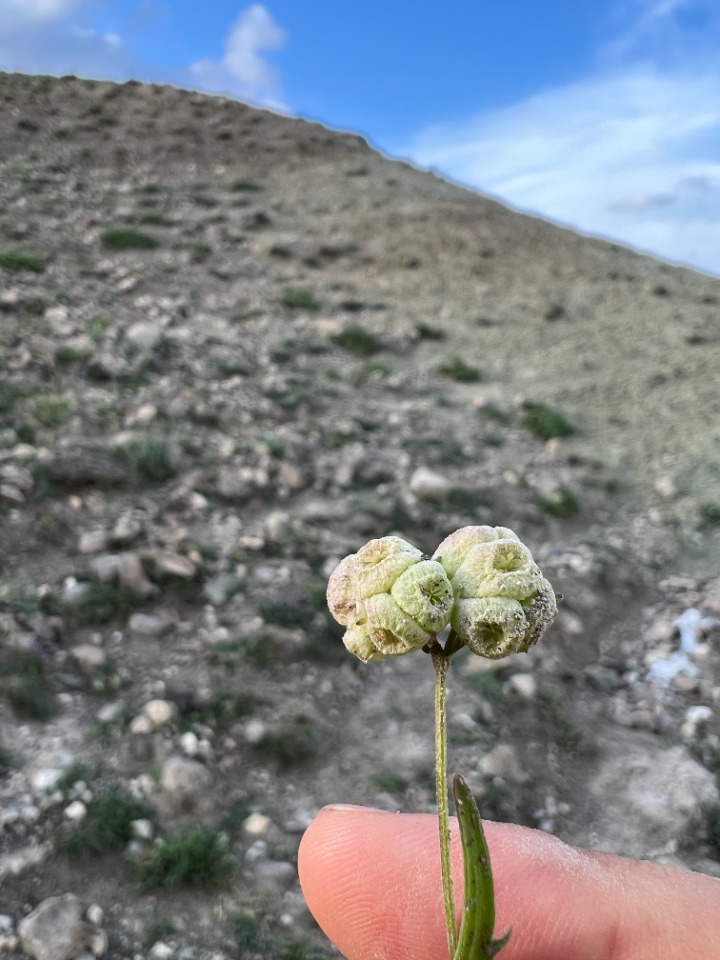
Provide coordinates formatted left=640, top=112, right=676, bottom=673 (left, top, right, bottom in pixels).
left=390, top=559, right=454, bottom=634
left=353, top=536, right=423, bottom=598
left=450, top=539, right=544, bottom=601
left=364, top=593, right=434, bottom=655
left=326, top=553, right=360, bottom=626
left=451, top=576, right=557, bottom=659
left=433, top=525, right=520, bottom=579
left=343, top=618, right=387, bottom=662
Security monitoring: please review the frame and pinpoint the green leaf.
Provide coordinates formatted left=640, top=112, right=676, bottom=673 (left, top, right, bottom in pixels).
left=452, top=774, right=511, bottom=959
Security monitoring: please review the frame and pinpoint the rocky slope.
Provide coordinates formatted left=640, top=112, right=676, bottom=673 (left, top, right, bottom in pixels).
left=0, top=71, right=719, bottom=959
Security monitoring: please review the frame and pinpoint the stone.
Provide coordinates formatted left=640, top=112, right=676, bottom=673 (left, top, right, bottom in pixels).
left=507, top=673, right=537, bottom=700
left=153, top=550, right=197, bottom=579
left=203, top=572, right=241, bottom=606
left=408, top=466, right=451, bottom=501
left=478, top=743, right=529, bottom=784
left=63, top=801, right=87, bottom=822
left=69, top=644, right=107, bottom=673
left=590, top=743, right=719, bottom=857
left=78, top=530, right=111, bottom=554
left=142, top=699, right=175, bottom=728
left=126, top=321, right=164, bottom=351
left=159, top=756, right=212, bottom=812
left=128, top=613, right=170, bottom=637
left=179, top=731, right=199, bottom=756
left=243, top=812, right=271, bottom=837
left=18, top=894, right=95, bottom=960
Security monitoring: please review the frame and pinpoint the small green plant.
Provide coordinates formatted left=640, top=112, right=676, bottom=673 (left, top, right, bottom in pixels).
left=281, top=288, right=320, bottom=310
left=54, top=762, right=94, bottom=793
left=66, top=581, right=145, bottom=627
left=121, top=434, right=178, bottom=484
left=374, top=770, right=409, bottom=794
left=256, top=720, right=317, bottom=767
left=144, top=915, right=178, bottom=948
left=100, top=228, right=158, bottom=251
left=0, top=250, right=45, bottom=273
left=32, top=394, right=71, bottom=428
left=522, top=402, right=575, bottom=441
left=229, top=179, right=262, bottom=192
left=331, top=325, right=384, bottom=357
left=538, top=486, right=580, bottom=518
left=231, top=911, right=265, bottom=951
left=58, top=784, right=152, bottom=857
left=416, top=322, right=446, bottom=341
left=3, top=653, right=56, bottom=721
left=700, top=502, right=720, bottom=525
left=189, top=242, right=212, bottom=263
left=132, top=824, right=234, bottom=889
left=436, top=356, right=481, bottom=383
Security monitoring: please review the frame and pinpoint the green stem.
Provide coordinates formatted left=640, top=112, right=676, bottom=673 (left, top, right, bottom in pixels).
left=432, top=649, right=457, bottom=957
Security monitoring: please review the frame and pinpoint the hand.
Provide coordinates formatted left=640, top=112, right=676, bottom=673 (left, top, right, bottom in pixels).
left=299, top=804, right=720, bottom=960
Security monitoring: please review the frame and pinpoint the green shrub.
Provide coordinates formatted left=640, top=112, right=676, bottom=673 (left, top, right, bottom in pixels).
left=58, top=784, right=152, bottom=857
left=281, top=288, right=320, bottom=310
left=100, top=228, right=158, bottom=251
left=331, top=325, right=384, bottom=357
left=229, top=179, right=262, bottom=192
left=522, top=402, right=575, bottom=441
left=3, top=653, right=56, bottom=721
left=436, top=357, right=481, bottom=382
left=0, top=747, right=21, bottom=777
left=33, top=394, right=70, bottom=428
left=0, top=250, right=45, bottom=273
left=121, top=434, right=178, bottom=483
left=132, top=824, right=234, bottom=889
left=256, top=720, right=317, bottom=767
left=707, top=805, right=720, bottom=854
left=538, top=486, right=580, bottom=518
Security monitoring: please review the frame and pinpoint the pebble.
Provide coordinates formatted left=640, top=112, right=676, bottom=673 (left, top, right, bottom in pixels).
left=478, top=744, right=529, bottom=784
left=131, top=818, right=154, bottom=840
left=70, top=644, right=107, bottom=673
left=179, top=731, right=199, bottom=756
left=143, top=699, right=176, bottom=728
left=408, top=466, right=451, bottom=501
left=128, top=613, right=170, bottom=637
left=507, top=673, right=537, bottom=700
left=63, top=801, right=87, bottom=822
left=243, top=813, right=272, bottom=837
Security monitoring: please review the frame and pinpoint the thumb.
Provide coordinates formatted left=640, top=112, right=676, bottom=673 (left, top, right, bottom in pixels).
left=298, top=805, right=720, bottom=960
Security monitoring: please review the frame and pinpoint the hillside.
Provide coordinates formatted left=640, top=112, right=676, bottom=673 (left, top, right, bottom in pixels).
left=0, top=71, right=719, bottom=960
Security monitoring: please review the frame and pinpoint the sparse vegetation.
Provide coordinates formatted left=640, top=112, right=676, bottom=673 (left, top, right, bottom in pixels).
left=132, top=824, right=234, bottom=889
left=32, top=394, right=71, bottom=428
left=100, top=228, right=159, bottom=250
left=538, top=486, right=580, bottom=518
left=707, top=805, right=720, bottom=856
left=0, top=747, right=21, bottom=777
left=58, top=784, right=152, bottom=857
left=121, top=433, right=179, bottom=483
left=331, top=325, right=384, bottom=357
left=2, top=653, right=57, bottom=721
left=522, top=402, right=575, bottom=441
left=436, top=356, right=481, bottom=382
left=0, top=250, right=45, bottom=273
left=281, top=288, right=320, bottom=310
left=256, top=720, right=317, bottom=767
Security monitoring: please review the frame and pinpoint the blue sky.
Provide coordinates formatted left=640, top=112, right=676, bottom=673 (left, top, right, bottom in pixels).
left=2, top=1, right=720, bottom=277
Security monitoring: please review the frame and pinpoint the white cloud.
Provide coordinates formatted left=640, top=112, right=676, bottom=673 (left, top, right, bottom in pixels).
left=190, top=5, right=287, bottom=109
left=405, top=5, right=720, bottom=276
left=0, top=0, right=85, bottom=31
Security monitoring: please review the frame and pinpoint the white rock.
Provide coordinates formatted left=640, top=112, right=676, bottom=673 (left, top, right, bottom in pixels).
left=85, top=905, right=103, bottom=927
left=63, top=801, right=87, bottom=822
left=507, top=673, right=537, bottom=700
left=142, top=699, right=175, bottom=728
left=179, top=731, right=199, bottom=757
left=478, top=743, right=529, bottom=784
left=131, top=818, right=154, bottom=840
left=128, top=613, right=169, bottom=637
left=129, top=714, right=153, bottom=735
left=408, top=466, right=451, bottom=501
left=148, top=943, right=174, bottom=960
left=70, top=645, right=107, bottom=673
left=243, top=719, right=267, bottom=744
left=243, top=812, right=272, bottom=837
